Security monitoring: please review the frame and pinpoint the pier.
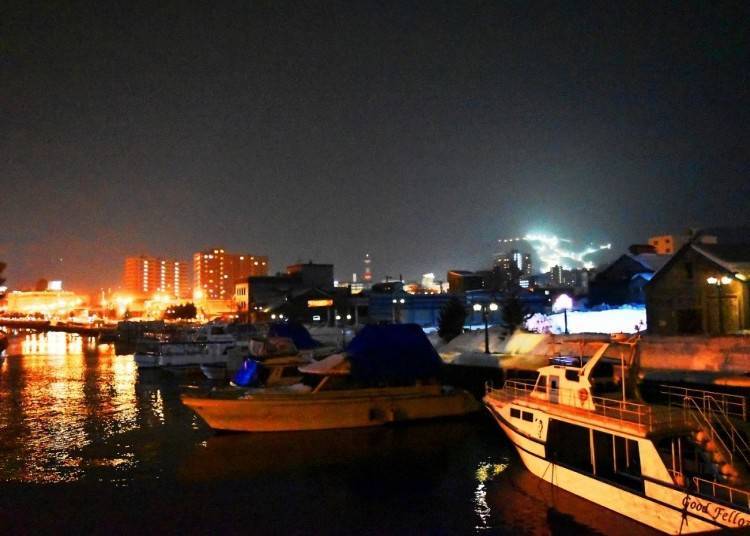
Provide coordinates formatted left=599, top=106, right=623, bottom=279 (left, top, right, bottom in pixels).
left=0, top=318, right=116, bottom=337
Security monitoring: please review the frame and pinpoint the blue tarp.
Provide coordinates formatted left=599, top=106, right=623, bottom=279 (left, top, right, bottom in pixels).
left=232, top=359, right=259, bottom=387
left=345, top=324, right=442, bottom=382
left=267, top=322, right=322, bottom=349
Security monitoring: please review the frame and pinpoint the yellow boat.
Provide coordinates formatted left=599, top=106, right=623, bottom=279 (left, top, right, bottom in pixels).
left=182, top=324, right=480, bottom=432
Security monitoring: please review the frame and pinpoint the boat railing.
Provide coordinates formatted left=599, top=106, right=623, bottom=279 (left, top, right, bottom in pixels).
left=692, top=476, right=750, bottom=511
left=660, top=384, right=747, bottom=421
left=488, top=380, right=672, bottom=432
left=660, top=384, right=750, bottom=470
left=680, top=395, right=750, bottom=471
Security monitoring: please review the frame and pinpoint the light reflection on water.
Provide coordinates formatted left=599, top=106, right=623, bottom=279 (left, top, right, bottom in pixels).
left=474, top=459, right=510, bottom=530
left=1, top=332, right=142, bottom=483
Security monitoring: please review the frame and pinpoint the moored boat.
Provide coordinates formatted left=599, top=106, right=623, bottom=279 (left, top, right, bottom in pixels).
left=201, top=336, right=310, bottom=383
left=182, top=324, right=480, bottom=432
left=484, top=336, right=750, bottom=534
left=134, top=323, right=236, bottom=370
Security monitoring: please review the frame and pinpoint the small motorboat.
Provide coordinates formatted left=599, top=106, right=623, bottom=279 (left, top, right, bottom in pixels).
left=182, top=324, right=480, bottom=432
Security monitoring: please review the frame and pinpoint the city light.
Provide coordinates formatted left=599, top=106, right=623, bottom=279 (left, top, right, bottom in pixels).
left=501, top=233, right=612, bottom=272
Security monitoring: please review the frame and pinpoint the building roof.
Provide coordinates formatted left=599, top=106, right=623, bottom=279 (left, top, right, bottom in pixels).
left=628, top=253, right=671, bottom=273
left=693, top=227, right=750, bottom=245
left=594, top=252, right=671, bottom=282
left=647, top=241, right=750, bottom=287
left=691, top=244, right=750, bottom=274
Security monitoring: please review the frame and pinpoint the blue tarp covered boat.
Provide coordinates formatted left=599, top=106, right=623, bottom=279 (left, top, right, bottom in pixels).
left=346, top=324, right=443, bottom=383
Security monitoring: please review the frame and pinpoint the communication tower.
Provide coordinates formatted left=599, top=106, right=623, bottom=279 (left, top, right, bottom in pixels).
left=363, top=253, right=373, bottom=288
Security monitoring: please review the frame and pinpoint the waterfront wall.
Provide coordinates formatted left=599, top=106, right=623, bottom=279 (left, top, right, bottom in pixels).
left=439, top=329, right=750, bottom=376
left=638, top=336, right=750, bottom=374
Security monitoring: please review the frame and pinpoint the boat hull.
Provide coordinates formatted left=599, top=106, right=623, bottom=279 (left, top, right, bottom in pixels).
left=200, top=363, right=227, bottom=380
left=183, top=385, right=479, bottom=432
left=134, top=347, right=230, bottom=370
left=486, top=399, right=748, bottom=535
left=134, top=353, right=160, bottom=368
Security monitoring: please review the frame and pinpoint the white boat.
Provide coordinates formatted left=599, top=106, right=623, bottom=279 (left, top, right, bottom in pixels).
left=134, top=324, right=236, bottom=370
left=182, top=324, right=480, bottom=432
left=484, top=336, right=750, bottom=534
left=201, top=336, right=310, bottom=383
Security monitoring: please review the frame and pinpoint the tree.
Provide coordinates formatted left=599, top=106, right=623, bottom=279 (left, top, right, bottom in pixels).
left=164, top=303, right=198, bottom=320
left=501, top=292, right=526, bottom=333
left=437, top=297, right=466, bottom=343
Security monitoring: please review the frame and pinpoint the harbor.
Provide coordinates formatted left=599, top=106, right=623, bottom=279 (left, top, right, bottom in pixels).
left=0, top=331, right=660, bottom=535
left=4, top=2, right=750, bottom=533
left=3, top=326, right=750, bottom=534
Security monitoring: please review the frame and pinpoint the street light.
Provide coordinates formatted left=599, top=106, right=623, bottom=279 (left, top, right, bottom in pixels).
left=552, top=293, right=573, bottom=335
left=473, top=302, right=498, bottom=354
left=707, top=275, right=733, bottom=335
left=392, top=297, right=406, bottom=323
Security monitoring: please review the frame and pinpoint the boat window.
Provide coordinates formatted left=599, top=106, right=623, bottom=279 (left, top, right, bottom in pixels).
left=565, top=370, right=579, bottom=382
left=593, top=431, right=644, bottom=492
left=590, top=360, right=618, bottom=396
left=522, top=411, right=534, bottom=422
left=210, top=327, right=225, bottom=335
left=546, top=419, right=593, bottom=475
left=534, top=376, right=547, bottom=394
left=510, top=408, right=521, bottom=419
left=590, top=361, right=614, bottom=378
left=656, top=436, right=715, bottom=482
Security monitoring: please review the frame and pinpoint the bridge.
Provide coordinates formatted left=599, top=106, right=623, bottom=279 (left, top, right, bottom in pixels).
left=0, top=319, right=116, bottom=337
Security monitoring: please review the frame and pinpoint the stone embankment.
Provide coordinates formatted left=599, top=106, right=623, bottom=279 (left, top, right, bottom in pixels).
left=437, top=329, right=750, bottom=385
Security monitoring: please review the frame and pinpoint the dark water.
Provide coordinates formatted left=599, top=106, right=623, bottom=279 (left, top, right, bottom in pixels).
left=0, top=333, right=658, bottom=535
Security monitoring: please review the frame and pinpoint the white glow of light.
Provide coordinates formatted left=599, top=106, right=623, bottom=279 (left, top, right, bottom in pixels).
left=552, top=293, right=573, bottom=312
left=525, top=306, right=646, bottom=334
left=511, top=233, right=612, bottom=272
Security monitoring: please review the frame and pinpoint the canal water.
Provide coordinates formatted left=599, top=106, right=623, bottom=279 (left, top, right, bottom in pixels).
left=0, top=332, right=658, bottom=535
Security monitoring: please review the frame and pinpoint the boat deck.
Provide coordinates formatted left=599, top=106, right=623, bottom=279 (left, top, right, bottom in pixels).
left=486, top=381, right=694, bottom=437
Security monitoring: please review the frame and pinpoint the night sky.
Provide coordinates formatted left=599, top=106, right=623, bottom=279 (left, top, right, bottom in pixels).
left=2, top=1, right=749, bottom=291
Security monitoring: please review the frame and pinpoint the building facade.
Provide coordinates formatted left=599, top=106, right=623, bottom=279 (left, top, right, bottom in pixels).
left=233, top=262, right=332, bottom=322
left=646, top=241, right=750, bottom=335
left=495, top=249, right=532, bottom=278
left=193, top=248, right=268, bottom=300
left=124, top=256, right=190, bottom=299
left=589, top=248, right=670, bottom=307
left=5, top=287, right=85, bottom=317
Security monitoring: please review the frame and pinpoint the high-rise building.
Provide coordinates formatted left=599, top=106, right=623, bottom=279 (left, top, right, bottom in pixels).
left=124, top=256, right=190, bottom=299
left=494, top=249, right=533, bottom=284
left=193, top=248, right=268, bottom=300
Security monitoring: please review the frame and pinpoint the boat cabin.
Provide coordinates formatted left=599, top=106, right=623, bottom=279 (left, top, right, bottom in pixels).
left=530, top=340, right=636, bottom=411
